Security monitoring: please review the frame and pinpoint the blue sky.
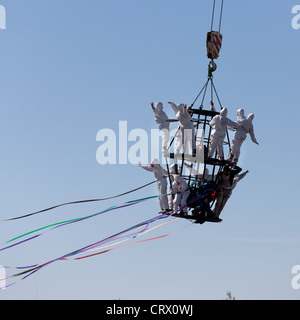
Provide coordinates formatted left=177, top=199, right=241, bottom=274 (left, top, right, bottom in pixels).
left=0, top=0, right=299, bottom=300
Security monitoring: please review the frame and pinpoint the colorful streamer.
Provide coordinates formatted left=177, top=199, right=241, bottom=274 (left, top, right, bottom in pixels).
left=0, top=216, right=190, bottom=288
left=0, top=183, right=209, bottom=288
left=3, top=195, right=159, bottom=250
left=5, top=180, right=157, bottom=221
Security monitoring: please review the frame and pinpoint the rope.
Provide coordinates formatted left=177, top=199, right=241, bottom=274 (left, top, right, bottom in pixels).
left=190, top=79, right=210, bottom=108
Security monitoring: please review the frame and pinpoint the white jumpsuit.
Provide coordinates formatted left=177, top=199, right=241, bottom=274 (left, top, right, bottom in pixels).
left=172, top=175, right=190, bottom=215
left=140, top=162, right=169, bottom=211
left=169, top=102, right=196, bottom=154
left=230, top=110, right=258, bottom=162
left=152, top=102, right=170, bottom=152
left=208, top=108, right=237, bottom=160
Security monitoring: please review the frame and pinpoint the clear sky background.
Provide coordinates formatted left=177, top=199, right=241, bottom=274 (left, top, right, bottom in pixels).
left=0, top=0, right=299, bottom=300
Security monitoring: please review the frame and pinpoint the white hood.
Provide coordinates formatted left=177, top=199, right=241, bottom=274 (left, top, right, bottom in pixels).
left=178, top=104, right=185, bottom=113
left=155, top=102, right=163, bottom=111
left=151, top=158, right=159, bottom=165
left=237, top=108, right=245, bottom=120
left=174, top=175, right=181, bottom=183
left=220, top=107, right=228, bottom=118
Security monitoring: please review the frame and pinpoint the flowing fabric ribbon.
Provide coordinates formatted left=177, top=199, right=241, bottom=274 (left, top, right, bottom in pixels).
left=2, top=194, right=165, bottom=251
left=0, top=185, right=211, bottom=288
left=0, top=217, right=186, bottom=288
left=5, top=180, right=157, bottom=221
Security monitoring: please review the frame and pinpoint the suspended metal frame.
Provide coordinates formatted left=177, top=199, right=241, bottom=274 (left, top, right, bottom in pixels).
left=163, top=0, right=231, bottom=218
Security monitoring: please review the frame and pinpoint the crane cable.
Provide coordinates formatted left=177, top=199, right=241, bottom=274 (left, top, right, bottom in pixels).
left=211, top=0, right=224, bottom=33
